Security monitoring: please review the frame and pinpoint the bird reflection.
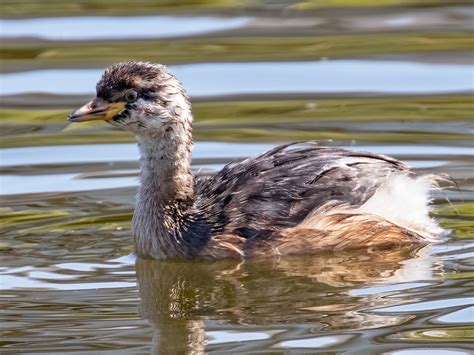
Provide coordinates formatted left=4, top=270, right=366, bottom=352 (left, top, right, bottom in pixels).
left=136, top=245, right=438, bottom=354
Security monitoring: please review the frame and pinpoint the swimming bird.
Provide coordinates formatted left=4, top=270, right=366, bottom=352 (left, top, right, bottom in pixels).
left=68, top=61, right=446, bottom=259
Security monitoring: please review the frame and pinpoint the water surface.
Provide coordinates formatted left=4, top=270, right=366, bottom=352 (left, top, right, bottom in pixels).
left=2, top=61, right=472, bottom=96
left=1, top=2, right=473, bottom=354
left=0, top=16, right=251, bottom=40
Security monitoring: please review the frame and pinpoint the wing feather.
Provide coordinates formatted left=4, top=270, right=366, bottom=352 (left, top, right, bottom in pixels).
left=194, top=142, right=408, bottom=238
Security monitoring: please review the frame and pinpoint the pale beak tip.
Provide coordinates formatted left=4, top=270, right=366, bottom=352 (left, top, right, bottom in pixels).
left=67, top=112, right=81, bottom=122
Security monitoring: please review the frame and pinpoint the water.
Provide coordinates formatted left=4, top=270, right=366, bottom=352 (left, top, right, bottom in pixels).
left=2, top=61, right=473, bottom=95
left=0, top=16, right=252, bottom=40
left=1, top=2, right=473, bottom=354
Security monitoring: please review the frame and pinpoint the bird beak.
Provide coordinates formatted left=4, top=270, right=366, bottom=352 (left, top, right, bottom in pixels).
left=68, top=98, right=126, bottom=122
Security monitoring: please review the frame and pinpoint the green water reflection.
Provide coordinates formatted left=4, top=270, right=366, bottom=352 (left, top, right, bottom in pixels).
left=1, top=1, right=473, bottom=353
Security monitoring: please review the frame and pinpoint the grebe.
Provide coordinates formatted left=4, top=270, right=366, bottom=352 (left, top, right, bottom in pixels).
left=68, top=61, right=446, bottom=259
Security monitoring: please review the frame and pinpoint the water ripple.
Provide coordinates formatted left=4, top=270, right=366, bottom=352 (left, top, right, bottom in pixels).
left=2, top=61, right=472, bottom=96
left=0, top=16, right=252, bottom=40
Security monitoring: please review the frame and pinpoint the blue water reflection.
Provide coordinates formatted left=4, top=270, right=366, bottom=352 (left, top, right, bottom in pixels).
left=2, top=60, right=473, bottom=96
left=0, top=16, right=252, bottom=40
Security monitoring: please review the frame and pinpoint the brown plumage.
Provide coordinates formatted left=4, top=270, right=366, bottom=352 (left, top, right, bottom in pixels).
left=68, top=61, right=447, bottom=259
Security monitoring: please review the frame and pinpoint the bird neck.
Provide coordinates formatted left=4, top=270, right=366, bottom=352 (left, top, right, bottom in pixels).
left=133, top=119, right=195, bottom=259
left=137, top=130, right=194, bottom=205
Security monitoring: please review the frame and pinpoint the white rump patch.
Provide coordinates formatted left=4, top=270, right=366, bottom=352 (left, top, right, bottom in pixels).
left=357, top=173, right=445, bottom=241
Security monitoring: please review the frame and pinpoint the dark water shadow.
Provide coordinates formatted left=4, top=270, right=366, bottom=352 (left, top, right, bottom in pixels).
left=136, top=245, right=436, bottom=353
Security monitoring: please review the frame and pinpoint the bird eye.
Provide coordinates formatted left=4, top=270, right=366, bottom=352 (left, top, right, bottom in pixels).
left=125, top=90, right=138, bottom=103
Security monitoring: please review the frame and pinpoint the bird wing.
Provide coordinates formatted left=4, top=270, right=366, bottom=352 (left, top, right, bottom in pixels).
left=194, top=142, right=408, bottom=239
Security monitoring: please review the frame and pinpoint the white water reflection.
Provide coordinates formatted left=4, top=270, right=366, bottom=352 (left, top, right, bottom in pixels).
left=1, top=143, right=472, bottom=168
left=1, top=142, right=471, bottom=195
left=386, top=349, right=470, bottom=355
left=275, top=335, right=353, bottom=348
left=384, top=16, right=416, bottom=26
left=1, top=274, right=136, bottom=290
left=436, top=307, right=474, bottom=324
left=207, top=330, right=274, bottom=344
left=375, top=298, right=473, bottom=313
left=0, top=173, right=136, bottom=195
left=351, top=282, right=431, bottom=296
left=0, top=142, right=273, bottom=167
left=0, top=16, right=251, bottom=40
left=1, top=61, right=472, bottom=96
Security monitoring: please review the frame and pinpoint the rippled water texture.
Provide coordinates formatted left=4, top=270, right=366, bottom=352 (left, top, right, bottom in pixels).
left=1, top=1, right=473, bottom=353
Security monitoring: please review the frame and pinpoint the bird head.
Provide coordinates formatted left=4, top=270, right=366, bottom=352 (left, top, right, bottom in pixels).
left=68, top=61, right=192, bottom=137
